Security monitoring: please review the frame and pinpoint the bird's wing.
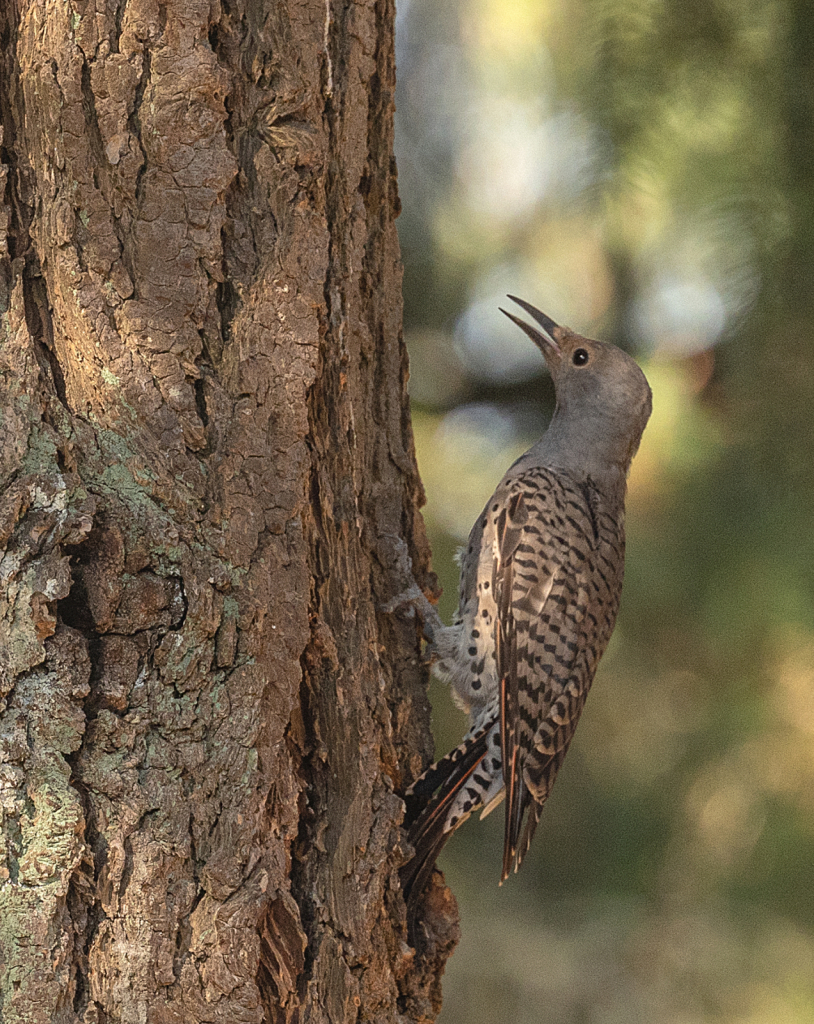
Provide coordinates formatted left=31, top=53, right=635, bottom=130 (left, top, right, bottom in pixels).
left=492, top=474, right=593, bottom=880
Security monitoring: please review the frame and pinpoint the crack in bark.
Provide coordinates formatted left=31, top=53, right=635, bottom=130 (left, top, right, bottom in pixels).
left=128, top=49, right=150, bottom=228
left=79, top=58, right=109, bottom=186
left=112, top=0, right=125, bottom=55
left=22, top=261, right=69, bottom=407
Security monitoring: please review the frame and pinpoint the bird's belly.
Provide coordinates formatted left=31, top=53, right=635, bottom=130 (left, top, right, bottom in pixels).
left=432, top=590, right=500, bottom=721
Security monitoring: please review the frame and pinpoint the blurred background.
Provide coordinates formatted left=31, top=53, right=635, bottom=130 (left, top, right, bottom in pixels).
left=394, top=0, right=814, bottom=1021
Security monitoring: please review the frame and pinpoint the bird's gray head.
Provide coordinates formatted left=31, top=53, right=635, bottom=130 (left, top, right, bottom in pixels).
left=501, top=296, right=653, bottom=487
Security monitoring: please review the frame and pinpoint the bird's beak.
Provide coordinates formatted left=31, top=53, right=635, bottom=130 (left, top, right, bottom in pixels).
left=500, top=296, right=562, bottom=369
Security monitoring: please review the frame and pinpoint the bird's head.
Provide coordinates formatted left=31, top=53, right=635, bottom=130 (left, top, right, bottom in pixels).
left=501, top=296, right=653, bottom=477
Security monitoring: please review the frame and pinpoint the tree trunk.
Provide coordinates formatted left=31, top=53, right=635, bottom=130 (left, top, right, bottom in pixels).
left=0, top=1, right=456, bottom=1020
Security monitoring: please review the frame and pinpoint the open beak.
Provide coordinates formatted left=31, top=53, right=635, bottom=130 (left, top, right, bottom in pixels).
left=499, top=296, right=562, bottom=368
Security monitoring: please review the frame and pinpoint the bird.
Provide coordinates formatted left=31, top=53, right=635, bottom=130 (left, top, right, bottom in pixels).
left=398, top=296, right=652, bottom=908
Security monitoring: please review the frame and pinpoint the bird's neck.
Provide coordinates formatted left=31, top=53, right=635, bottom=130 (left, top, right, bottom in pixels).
left=528, top=411, right=630, bottom=506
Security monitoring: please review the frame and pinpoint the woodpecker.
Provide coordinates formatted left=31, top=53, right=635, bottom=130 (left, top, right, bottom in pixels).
left=397, top=296, right=652, bottom=905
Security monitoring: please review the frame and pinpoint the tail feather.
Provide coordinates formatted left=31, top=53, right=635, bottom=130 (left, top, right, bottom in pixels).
left=401, top=726, right=491, bottom=908
left=501, top=767, right=531, bottom=881
left=514, top=799, right=542, bottom=873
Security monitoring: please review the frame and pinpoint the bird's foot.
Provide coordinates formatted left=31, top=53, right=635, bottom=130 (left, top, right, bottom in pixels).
left=381, top=536, right=445, bottom=646
left=382, top=584, right=444, bottom=649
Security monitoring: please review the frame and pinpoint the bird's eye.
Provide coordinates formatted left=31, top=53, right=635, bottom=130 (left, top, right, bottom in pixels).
left=572, top=348, right=590, bottom=366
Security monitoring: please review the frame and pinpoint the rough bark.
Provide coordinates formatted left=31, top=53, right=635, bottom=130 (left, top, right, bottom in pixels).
left=0, top=0, right=455, bottom=1021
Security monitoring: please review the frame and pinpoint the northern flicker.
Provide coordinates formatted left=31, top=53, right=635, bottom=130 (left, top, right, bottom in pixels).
left=396, top=296, right=652, bottom=905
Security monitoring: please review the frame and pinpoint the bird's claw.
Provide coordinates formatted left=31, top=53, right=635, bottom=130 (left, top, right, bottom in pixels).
left=382, top=585, right=443, bottom=647
left=382, top=584, right=424, bottom=616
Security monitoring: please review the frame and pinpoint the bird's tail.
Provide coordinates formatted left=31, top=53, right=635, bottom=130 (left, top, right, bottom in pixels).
left=401, top=723, right=492, bottom=909
left=507, top=740, right=571, bottom=876
left=500, top=752, right=545, bottom=880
